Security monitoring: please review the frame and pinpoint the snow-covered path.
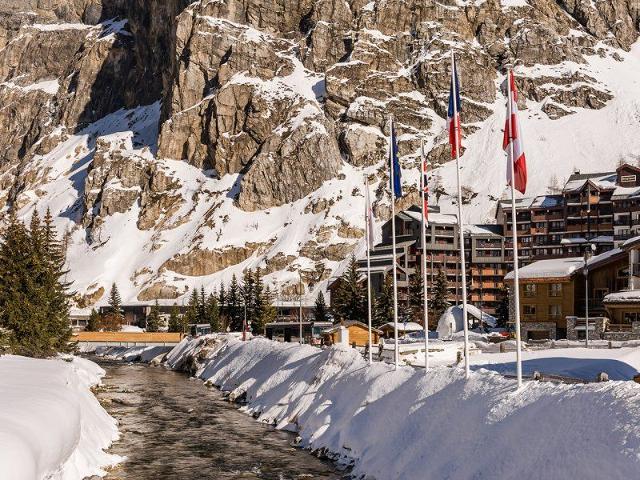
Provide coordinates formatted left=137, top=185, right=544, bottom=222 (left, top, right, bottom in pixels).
left=154, top=336, right=640, bottom=480
left=0, top=355, right=120, bottom=480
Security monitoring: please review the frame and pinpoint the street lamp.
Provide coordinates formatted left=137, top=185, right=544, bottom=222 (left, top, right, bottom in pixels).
left=583, top=244, right=596, bottom=348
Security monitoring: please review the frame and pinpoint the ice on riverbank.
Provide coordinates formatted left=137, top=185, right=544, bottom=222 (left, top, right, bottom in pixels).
left=0, top=355, right=120, bottom=480
left=157, top=335, right=640, bottom=479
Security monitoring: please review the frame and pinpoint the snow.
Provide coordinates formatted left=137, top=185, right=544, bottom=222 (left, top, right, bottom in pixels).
left=0, top=356, right=120, bottom=480
left=505, top=257, right=584, bottom=280
left=603, top=290, right=640, bottom=303
left=380, top=321, right=423, bottom=332
left=159, top=336, right=640, bottom=479
left=472, top=347, right=640, bottom=381
left=1, top=79, right=60, bottom=95
left=436, top=304, right=497, bottom=338
left=30, top=23, right=91, bottom=31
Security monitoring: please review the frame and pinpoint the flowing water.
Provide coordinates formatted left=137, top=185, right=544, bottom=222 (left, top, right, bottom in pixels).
left=92, top=360, right=342, bottom=480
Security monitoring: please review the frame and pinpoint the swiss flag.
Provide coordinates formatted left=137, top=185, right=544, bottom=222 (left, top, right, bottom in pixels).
left=503, top=71, right=527, bottom=194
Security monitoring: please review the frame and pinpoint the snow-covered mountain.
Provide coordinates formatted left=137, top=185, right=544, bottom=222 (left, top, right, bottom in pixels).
left=0, top=0, right=638, bottom=307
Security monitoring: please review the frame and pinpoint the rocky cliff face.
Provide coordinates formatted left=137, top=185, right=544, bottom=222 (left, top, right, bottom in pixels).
left=0, top=0, right=638, bottom=305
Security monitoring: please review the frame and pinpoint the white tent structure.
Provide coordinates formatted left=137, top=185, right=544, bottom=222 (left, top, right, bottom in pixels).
left=436, top=304, right=496, bottom=339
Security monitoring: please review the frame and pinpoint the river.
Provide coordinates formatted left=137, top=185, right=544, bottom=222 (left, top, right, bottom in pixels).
left=91, top=360, right=343, bottom=480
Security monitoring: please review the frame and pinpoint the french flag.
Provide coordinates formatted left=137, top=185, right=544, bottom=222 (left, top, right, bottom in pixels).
left=503, top=70, right=527, bottom=194
left=447, top=56, right=462, bottom=159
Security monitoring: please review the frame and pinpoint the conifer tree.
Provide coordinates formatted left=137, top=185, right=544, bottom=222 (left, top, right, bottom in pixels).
left=206, top=292, right=220, bottom=331
left=198, top=286, right=207, bottom=324
left=408, top=271, right=424, bottom=323
left=146, top=300, right=161, bottom=332
left=431, top=269, right=450, bottom=324
left=185, top=287, right=199, bottom=329
left=0, top=209, right=72, bottom=356
left=331, top=255, right=366, bottom=322
left=87, top=308, right=101, bottom=331
left=168, top=303, right=181, bottom=333
left=495, top=286, right=510, bottom=329
left=253, top=284, right=275, bottom=334
left=314, top=291, right=328, bottom=323
left=218, top=283, right=228, bottom=330
left=103, top=282, right=123, bottom=331
left=228, top=274, right=241, bottom=331
left=373, top=275, right=393, bottom=328
left=240, top=269, right=256, bottom=325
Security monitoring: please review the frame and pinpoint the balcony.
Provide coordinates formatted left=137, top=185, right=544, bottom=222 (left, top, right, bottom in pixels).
left=531, top=212, right=563, bottom=222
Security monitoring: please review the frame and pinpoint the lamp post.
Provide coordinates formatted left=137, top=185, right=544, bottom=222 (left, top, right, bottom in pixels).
left=583, top=244, right=595, bottom=348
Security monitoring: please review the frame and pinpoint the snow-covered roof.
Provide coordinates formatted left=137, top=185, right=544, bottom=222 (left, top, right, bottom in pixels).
left=530, top=195, right=563, bottom=209
left=563, top=172, right=617, bottom=192
left=464, top=224, right=503, bottom=237
left=622, top=235, right=640, bottom=248
left=612, top=185, right=640, bottom=199
left=505, top=257, right=584, bottom=280
left=497, top=197, right=534, bottom=210
left=436, top=304, right=496, bottom=338
left=603, top=290, right=640, bottom=304
left=402, top=210, right=458, bottom=225
left=380, top=321, right=423, bottom=332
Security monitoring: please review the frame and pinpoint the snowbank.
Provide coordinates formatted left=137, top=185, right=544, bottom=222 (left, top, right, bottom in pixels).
left=161, top=336, right=640, bottom=479
left=0, top=355, right=120, bottom=480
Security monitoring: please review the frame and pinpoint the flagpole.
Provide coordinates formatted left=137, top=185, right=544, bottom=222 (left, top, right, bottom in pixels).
left=451, top=50, right=470, bottom=379
left=389, top=115, right=400, bottom=370
left=420, top=139, right=430, bottom=373
left=507, top=68, right=523, bottom=389
left=364, top=174, right=374, bottom=364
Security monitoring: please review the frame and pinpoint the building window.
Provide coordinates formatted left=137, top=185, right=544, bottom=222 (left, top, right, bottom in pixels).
left=623, top=312, right=638, bottom=324
left=523, top=305, right=536, bottom=315
left=524, top=284, right=537, bottom=297
left=548, top=304, right=562, bottom=318
left=549, top=283, right=562, bottom=297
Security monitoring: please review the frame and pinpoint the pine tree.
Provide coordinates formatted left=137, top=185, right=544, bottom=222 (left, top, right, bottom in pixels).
left=185, top=287, right=199, bottom=329
left=197, top=286, right=207, bottom=324
left=495, top=285, right=510, bottom=329
left=431, top=269, right=450, bottom=324
left=146, top=300, right=161, bottom=332
left=373, top=275, right=393, bottom=328
left=205, top=293, right=220, bottom=331
left=103, top=282, right=123, bottom=331
left=0, top=209, right=72, bottom=356
left=87, top=308, right=101, bottom=331
left=218, top=283, right=228, bottom=330
left=407, top=271, right=424, bottom=323
left=314, top=291, right=328, bottom=322
left=331, top=255, right=366, bottom=322
left=168, top=303, right=181, bottom=333
left=240, top=269, right=256, bottom=328
left=252, top=284, right=275, bottom=334
left=228, top=274, right=241, bottom=331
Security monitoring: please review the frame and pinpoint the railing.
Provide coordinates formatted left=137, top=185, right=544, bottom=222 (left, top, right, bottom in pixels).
left=607, top=323, right=632, bottom=332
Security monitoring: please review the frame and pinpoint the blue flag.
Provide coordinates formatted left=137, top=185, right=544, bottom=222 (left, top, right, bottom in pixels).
left=389, top=120, right=402, bottom=198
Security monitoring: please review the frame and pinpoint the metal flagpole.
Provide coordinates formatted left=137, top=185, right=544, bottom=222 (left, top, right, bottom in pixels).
left=299, top=270, right=304, bottom=344
left=364, top=174, right=374, bottom=364
left=420, top=140, right=430, bottom=372
left=451, top=50, right=470, bottom=379
left=389, top=115, right=400, bottom=370
left=506, top=68, right=523, bottom=389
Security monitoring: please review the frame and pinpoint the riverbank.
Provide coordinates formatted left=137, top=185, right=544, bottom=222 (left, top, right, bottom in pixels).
left=0, top=355, right=120, bottom=480
left=97, top=335, right=640, bottom=480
